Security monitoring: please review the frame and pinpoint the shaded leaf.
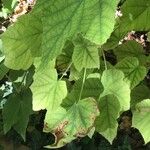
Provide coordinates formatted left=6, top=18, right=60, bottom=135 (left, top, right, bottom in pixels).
left=2, top=88, right=32, bottom=140
left=96, top=94, right=120, bottom=143
left=2, top=15, right=42, bottom=70
left=116, top=57, right=147, bottom=89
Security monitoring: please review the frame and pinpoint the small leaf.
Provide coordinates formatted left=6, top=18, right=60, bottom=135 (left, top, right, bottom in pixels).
left=132, top=99, right=150, bottom=143
left=31, top=61, right=67, bottom=111
left=114, top=41, right=148, bottom=66
left=100, top=69, right=130, bottom=111
left=72, top=34, right=99, bottom=71
left=116, top=57, right=147, bottom=89
left=131, top=84, right=150, bottom=108
left=56, top=40, right=74, bottom=72
left=0, top=62, right=9, bottom=80
left=2, top=88, right=32, bottom=140
left=96, top=94, right=120, bottom=143
left=62, top=76, right=103, bottom=109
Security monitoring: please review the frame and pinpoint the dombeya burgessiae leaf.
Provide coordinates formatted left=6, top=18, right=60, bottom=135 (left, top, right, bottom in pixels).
left=116, top=57, right=147, bottom=89
left=0, top=62, right=9, bottom=80
left=132, top=99, right=150, bottom=143
left=114, top=41, right=148, bottom=66
left=96, top=94, right=120, bottom=143
left=62, top=75, right=103, bottom=109
left=30, top=61, right=67, bottom=111
left=131, top=84, right=150, bottom=108
left=104, top=0, right=150, bottom=49
left=72, top=34, right=99, bottom=71
left=100, top=69, right=130, bottom=111
left=37, top=0, right=118, bottom=64
left=44, top=98, right=99, bottom=148
left=1, top=15, right=42, bottom=70
left=120, top=0, right=150, bottom=31
left=2, top=0, right=118, bottom=69
left=2, top=88, right=32, bottom=140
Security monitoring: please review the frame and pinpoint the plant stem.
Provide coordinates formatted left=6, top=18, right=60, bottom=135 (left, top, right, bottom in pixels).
left=77, top=68, right=87, bottom=102
left=59, top=62, right=72, bottom=80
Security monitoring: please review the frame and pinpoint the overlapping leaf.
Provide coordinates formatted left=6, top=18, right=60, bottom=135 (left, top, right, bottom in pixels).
left=39, top=0, right=118, bottom=63
left=132, top=99, right=150, bottom=143
left=62, top=75, right=103, bottom=109
left=44, top=98, right=99, bottom=148
left=31, top=61, right=67, bottom=111
left=2, top=88, right=32, bottom=140
left=103, top=0, right=150, bottom=50
left=116, top=57, right=147, bottom=89
left=120, top=0, right=150, bottom=31
left=114, top=41, right=148, bottom=66
left=2, top=15, right=43, bottom=70
left=100, top=69, right=130, bottom=111
left=72, top=34, right=99, bottom=71
left=96, top=94, right=120, bottom=142
left=131, top=84, right=150, bottom=108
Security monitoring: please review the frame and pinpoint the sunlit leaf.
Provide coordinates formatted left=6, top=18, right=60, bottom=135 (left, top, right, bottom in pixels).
left=31, top=61, right=67, bottom=111
left=72, top=34, right=99, bottom=71
left=100, top=69, right=130, bottom=111
left=132, top=99, right=150, bottom=143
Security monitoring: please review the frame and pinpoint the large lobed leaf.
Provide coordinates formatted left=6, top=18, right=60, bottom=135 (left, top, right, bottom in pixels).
left=2, top=15, right=43, bottom=70
left=2, top=0, right=118, bottom=69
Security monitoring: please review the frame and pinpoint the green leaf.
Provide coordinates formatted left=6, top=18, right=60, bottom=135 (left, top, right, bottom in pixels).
left=100, top=69, right=130, bottom=111
left=0, top=62, right=9, bottom=80
left=116, top=57, right=147, bottom=89
left=56, top=40, right=74, bottom=72
left=34, top=0, right=118, bottom=63
left=131, top=84, right=150, bottom=108
left=114, top=41, right=148, bottom=66
left=2, top=88, right=32, bottom=140
left=96, top=94, right=120, bottom=143
left=62, top=76, right=103, bottom=109
left=132, top=99, right=150, bottom=143
left=72, top=34, right=99, bottom=71
left=30, top=61, right=67, bottom=111
left=120, top=0, right=150, bottom=31
left=1, top=15, right=43, bottom=70
left=102, top=22, right=127, bottom=50
left=44, top=98, right=99, bottom=148
left=2, top=0, right=12, bottom=9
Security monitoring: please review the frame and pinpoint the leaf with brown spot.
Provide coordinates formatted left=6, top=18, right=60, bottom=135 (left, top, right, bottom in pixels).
left=44, top=98, right=99, bottom=148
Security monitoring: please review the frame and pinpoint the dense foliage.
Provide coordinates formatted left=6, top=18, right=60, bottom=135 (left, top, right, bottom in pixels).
left=0, top=0, right=150, bottom=149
